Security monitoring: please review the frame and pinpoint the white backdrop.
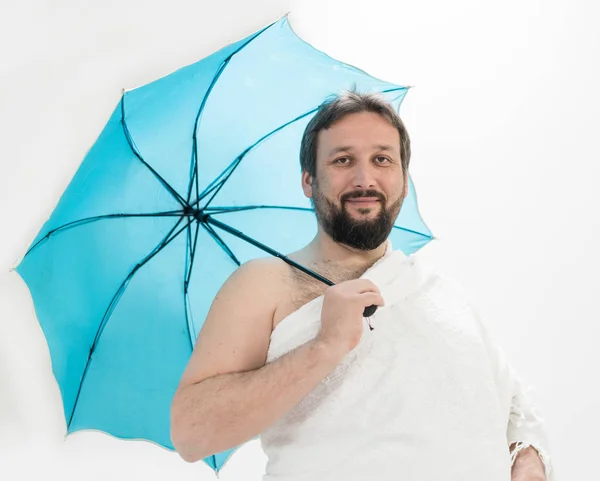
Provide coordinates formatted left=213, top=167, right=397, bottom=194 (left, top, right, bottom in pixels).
left=1, top=0, right=598, bottom=479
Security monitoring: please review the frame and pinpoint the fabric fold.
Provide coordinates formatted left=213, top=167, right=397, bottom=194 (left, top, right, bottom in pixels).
left=260, top=242, right=554, bottom=481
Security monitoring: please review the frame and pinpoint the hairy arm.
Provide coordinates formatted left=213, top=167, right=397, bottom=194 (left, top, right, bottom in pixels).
left=170, top=259, right=345, bottom=462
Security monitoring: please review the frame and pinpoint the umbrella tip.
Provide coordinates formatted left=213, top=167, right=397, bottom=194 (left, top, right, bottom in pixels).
left=278, top=11, right=291, bottom=23
left=8, top=258, right=21, bottom=272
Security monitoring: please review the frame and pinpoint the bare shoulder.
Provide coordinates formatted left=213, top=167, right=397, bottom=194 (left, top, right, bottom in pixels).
left=174, top=256, right=288, bottom=390
left=240, top=255, right=289, bottom=282
left=230, top=256, right=290, bottom=307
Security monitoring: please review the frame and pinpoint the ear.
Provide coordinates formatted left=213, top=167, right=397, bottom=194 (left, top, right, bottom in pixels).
left=403, top=171, right=409, bottom=198
left=301, top=171, right=314, bottom=199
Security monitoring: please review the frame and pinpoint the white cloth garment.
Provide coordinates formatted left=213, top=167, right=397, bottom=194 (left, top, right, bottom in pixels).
left=260, top=240, right=554, bottom=481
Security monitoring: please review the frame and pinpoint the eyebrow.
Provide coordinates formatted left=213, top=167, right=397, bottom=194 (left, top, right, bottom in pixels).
left=328, top=144, right=396, bottom=156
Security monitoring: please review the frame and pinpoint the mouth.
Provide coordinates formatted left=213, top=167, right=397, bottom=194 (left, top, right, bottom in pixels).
left=346, top=197, right=380, bottom=205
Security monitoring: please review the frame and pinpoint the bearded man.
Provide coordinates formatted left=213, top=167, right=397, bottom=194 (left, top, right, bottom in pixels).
left=170, top=90, right=553, bottom=481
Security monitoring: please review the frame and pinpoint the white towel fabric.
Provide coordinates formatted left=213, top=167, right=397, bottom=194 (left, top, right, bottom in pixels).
left=260, top=240, right=554, bottom=481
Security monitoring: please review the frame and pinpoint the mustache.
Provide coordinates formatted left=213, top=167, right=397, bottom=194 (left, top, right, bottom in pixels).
left=341, top=190, right=386, bottom=202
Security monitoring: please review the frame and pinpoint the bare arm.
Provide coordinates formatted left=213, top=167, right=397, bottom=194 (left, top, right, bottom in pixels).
left=171, top=337, right=343, bottom=462
left=170, top=258, right=345, bottom=463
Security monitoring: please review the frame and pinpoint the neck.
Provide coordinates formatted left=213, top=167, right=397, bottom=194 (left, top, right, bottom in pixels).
left=305, top=227, right=388, bottom=267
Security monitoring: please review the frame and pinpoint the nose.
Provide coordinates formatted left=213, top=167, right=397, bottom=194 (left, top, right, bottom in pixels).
left=352, top=161, right=377, bottom=189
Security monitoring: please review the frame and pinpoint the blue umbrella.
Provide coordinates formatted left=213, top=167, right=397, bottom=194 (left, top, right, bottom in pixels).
left=14, top=13, right=434, bottom=476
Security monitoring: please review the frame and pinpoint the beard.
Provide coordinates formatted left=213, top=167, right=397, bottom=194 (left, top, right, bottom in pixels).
left=311, top=181, right=404, bottom=251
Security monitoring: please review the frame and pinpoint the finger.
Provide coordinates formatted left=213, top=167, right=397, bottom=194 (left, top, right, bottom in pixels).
left=360, top=291, right=385, bottom=307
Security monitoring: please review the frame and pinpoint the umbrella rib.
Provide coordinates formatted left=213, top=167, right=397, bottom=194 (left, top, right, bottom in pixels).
left=391, top=224, right=436, bottom=240
left=120, top=95, right=188, bottom=207
left=204, top=207, right=434, bottom=240
left=186, top=220, right=193, bottom=269
left=188, top=57, right=231, bottom=203
left=185, top=221, right=203, bottom=289
left=23, top=211, right=184, bottom=258
left=182, top=288, right=195, bottom=353
left=180, top=222, right=240, bottom=352
left=198, top=107, right=319, bottom=208
left=183, top=277, right=194, bottom=352
left=191, top=219, right=202, bottom=269
left=182, top=223, right=199, bottom=352
left=187, top=18, right=279, bottom=205
left=185, top=221, right=199, bottom=279
left=66, top=215, right=193, bottom=430
left=190, top=161, right=237, bottom=208
left=206, top=205, right=313, bottom=215
left=183, top=221, right=194, bottom=343
left=187, top=156, right=199, bottom=207
left=194, top=86, right=408, bottom=209
left=204, top=215, right=334, bottom=286
left=201, top=222, right=241, bottom=266
left=181, top=220, right=239, bottom=352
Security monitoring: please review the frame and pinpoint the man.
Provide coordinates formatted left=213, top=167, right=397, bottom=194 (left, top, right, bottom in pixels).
left=170, top=91, right=553, bottom=481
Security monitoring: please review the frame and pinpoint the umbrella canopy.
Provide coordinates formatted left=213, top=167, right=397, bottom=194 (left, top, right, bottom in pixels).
left=14, top=13, right=434, bottom=475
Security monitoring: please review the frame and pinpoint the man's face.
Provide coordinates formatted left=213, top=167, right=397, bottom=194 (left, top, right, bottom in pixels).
left=302, top=111, right=409, bottom=251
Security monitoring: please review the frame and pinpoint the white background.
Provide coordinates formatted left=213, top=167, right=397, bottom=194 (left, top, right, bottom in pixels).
left=1, top=0, right=598, bottom=479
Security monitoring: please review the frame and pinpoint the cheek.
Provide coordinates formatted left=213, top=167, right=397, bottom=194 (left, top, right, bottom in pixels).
left=324, top=176, right=349, bottom=196
left=385, top=177, right=405, bottom=196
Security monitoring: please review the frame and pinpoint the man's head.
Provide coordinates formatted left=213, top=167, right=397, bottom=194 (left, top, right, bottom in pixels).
left=299, top=90, right=411, bottom=251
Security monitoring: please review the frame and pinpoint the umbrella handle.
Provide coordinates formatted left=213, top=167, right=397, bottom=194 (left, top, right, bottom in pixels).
left=363, top=305, right=377, bottom=331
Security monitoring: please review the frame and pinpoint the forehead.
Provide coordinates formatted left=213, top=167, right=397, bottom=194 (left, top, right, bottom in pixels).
left=316, top=111, right=400, bottom=155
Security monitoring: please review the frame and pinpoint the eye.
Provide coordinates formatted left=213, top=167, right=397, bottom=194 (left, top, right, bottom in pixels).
left=334, top=157, right=351, bottom=165
left=375, top=156, right=391, bottom=164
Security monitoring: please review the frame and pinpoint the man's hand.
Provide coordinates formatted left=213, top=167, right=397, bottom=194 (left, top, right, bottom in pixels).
left=317, top=279, right=384, bottom=356
left=510, top=443, right=547, bottom=481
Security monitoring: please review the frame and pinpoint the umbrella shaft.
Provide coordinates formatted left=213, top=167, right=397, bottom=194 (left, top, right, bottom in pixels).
left=204, top=215, right=334, bottom=287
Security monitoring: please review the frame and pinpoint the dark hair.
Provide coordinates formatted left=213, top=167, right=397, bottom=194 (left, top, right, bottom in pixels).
left=299, top=89, right=411, bottom=178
